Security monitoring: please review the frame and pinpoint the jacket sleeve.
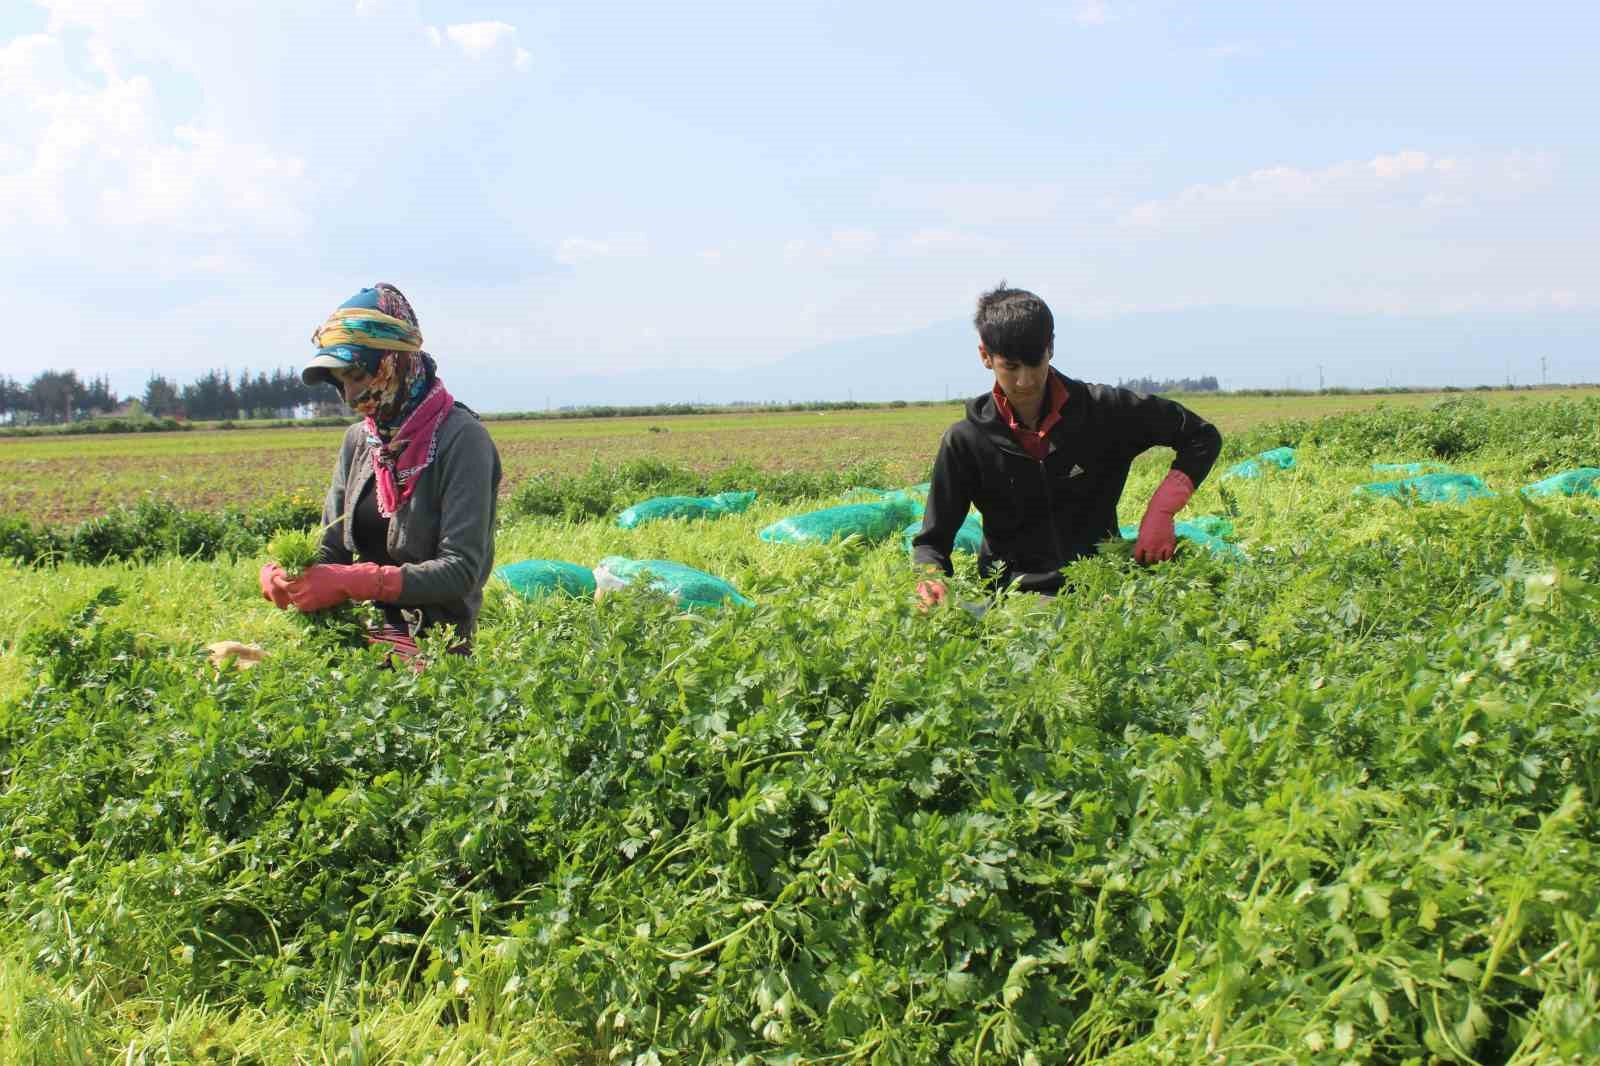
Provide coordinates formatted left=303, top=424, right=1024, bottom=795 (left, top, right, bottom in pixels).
left=1109, top=389, right=1222, bottom=487
left=391, top=417, right=502, bottom=608
left=317, top=428, right=357, bottom=565
left=911, top=427, right=977, bottom=576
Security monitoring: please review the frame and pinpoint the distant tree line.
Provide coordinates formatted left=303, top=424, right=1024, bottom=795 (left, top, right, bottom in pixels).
left=1117, top=375, right=1221, bottom=394
left=0, top=368, right=328, bottom=425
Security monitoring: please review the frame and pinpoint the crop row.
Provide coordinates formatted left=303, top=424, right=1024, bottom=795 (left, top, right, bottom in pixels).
left=0, top=458, right=900, bottom=568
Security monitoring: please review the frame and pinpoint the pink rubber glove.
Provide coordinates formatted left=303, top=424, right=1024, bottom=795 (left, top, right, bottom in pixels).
left=1134, top=469, right=1195, bottom=565
left=259, top=563, right=293, bottom=609
left=285, top=563, right=404, bottom=613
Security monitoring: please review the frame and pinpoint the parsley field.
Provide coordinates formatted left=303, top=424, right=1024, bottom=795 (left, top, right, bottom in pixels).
left=1, top=397, right=1598, bottom=1064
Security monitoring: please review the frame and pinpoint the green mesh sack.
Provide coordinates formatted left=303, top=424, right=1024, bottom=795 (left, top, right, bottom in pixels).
left=1355, top=472, right=1497, bottom=504
left=617, top=491, right=756, bottom=529
left=1372, top=461, right=1454, bottom=476
left=759, top=494, right=924, bottom=546
left=1120, top=515, right=1244, bottom=559
left=902, top=512, right=984, bottom=555
left=1222, top=446, right=1297, bottom=480
left=593, top=556, right=752, bottom=609
left=1520, top=468, right=1600, bottom=498
left=494, top=559, right=597, bottom=600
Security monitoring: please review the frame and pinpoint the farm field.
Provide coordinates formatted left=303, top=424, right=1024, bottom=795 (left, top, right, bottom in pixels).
left=4, top=386, right=1598, bottom=525
left=1, top=395, right=1598, bottom=1062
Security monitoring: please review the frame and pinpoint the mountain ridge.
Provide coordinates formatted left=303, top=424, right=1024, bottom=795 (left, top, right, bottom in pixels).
left=434, top=306, right=1600, bottom=410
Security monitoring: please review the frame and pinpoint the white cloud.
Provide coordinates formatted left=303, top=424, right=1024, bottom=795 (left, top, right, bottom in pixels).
left=1205, top=42, right=1258, bottom=59
left=1368, top=149, right=1430, bottom=179
left=445, top=21, right=516, bottom=57
left=1122, top=149, right=1555, bottom=230
left=0, top=30, right=307, bottom=240
left=829, top=228, right=879, bottom=254
left=101, top=124, right=307, bottom=232
left=556, top=234, right=650, bottom=265
left=38, top=0, right=149, bottom=33
left=877, top=178, right=1070, bottom=225
left=1071, top=1, right=1113, bottom=26
left=419, top=20, right=531, bottom=70
left=903, top=228, right=1000, bottom=254
left=780, top=229, right=882, bottom=262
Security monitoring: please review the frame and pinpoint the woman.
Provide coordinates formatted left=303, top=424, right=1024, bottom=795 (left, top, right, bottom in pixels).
left=259, top=283, right=502, bottom=656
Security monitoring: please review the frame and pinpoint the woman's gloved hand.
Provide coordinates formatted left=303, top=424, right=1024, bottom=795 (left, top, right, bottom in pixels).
left=259, top=563, right=293, bottom=609
left=1134, top=469, right=1196, bottom=564
left=286, top=563, right=404, bottom=612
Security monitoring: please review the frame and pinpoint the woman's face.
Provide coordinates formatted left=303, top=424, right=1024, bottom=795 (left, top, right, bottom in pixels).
left=330, top=361, right=397, bottom=416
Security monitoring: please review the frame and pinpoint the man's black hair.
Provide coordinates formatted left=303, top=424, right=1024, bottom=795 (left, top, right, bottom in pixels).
left=973, top=283, right=1054, bottom=366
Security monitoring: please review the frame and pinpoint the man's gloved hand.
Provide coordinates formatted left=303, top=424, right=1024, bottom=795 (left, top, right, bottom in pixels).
left=916, top=578, right=948, bottom=610
left=286, top=563, right=404, bottom=613
left=259, top=563, right=293, bottom=609
left=1134, top=469, right=1196, bottom=565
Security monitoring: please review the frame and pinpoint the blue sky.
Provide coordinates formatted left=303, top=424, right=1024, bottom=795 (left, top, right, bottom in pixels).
left=2, top=0, right=1595, bottom=402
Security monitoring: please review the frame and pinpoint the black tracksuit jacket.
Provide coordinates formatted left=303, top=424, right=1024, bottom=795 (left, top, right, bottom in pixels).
left=912, top=371, right=1222, bottom=594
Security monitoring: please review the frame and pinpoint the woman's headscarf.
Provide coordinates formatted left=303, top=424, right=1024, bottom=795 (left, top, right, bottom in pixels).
left=307, top=283, right=456, bottom=516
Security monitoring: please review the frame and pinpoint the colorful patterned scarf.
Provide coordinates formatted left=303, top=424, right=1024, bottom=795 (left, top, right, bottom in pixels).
left=312, top=307, right=423, bottom=355
left=319, top=284, right=456, bottom=517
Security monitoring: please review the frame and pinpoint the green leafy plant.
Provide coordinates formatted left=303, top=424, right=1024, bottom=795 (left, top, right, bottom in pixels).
left=265, top=527, right=320, bottom=579
left=2, top=400, right=1599, bottom=1061
left=265, top=520, right=368, bottom=648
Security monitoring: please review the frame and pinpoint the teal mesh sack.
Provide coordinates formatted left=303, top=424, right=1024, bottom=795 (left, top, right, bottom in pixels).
left=1180, top=514, right=1235, bottom=539
left=1222, top=446, right=1296, bottom=480
left=1120, top=515, right=1244, bottom=559
left=1355, top=472, right=1496, bottom=504
left=760, top=494, right=924, bottom=545
left=843, top=485, right=929, bottom=503
left=494, top=559, right=597, bottom=600
left=1520, top=468, right=1600, bottom=498
left=1372, top=461, right=1454, bottom=477
left=593, top=556, right=752, bottom=609
left=617, top=491, right=756, bottom=529
left=902, top=512, right=984, bottom=555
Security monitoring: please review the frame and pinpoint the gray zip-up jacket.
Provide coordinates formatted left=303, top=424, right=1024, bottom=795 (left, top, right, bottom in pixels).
left=318, top=404, right=502, bottom=642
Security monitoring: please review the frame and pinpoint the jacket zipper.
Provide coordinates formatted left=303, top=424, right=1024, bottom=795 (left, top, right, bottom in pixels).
left=1038, top=458, right=1063, bottom=565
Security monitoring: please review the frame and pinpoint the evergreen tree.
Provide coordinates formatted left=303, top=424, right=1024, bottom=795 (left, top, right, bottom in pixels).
left=26, top=370, right=80, bottom=424
left=143, top=375, right=181, bottom=416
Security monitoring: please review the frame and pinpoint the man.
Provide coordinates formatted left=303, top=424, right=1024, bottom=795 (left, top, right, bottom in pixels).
left=914, top=285, right=1221, bottom=605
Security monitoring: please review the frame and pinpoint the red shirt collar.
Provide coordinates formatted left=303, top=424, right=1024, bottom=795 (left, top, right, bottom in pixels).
left=993, top=374, right=1068, bottom=459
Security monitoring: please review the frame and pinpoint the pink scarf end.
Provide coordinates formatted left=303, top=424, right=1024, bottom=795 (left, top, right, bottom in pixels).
left=367, top=382, right=455, bottom=517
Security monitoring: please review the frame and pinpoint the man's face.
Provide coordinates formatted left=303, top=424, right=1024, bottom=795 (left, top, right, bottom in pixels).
left=980, top=345, right=1052, bottom=403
